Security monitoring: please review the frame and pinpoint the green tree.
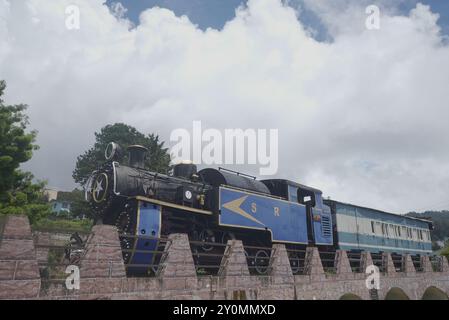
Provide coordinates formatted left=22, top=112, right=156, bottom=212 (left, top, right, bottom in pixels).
left=73, top=123, right=171, bottom=187
left=60, top=188, right=94, bottom=219
left=0, top=80, right=50, bottom=223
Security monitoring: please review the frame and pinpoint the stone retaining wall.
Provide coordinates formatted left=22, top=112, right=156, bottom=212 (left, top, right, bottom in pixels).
left=1, top=215, right=448, bottom=300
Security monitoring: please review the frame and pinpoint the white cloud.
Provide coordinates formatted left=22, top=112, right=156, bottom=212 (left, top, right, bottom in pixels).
left=0, top=0, right=448, bottom=213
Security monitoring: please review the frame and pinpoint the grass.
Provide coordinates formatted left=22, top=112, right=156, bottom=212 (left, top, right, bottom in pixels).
left=32, top=217, right=93, bottom=234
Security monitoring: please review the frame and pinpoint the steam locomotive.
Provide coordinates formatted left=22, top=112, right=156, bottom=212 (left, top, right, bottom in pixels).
left=85, top=142, right=433, bottom=275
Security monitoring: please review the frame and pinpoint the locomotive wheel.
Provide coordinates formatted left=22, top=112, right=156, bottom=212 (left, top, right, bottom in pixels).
left=255, top=250, right=270, bottom=274
left=221, top=232, right=236, bottom=244
left=245, top=249, right=255, bottom=270
left=115, top=209, right=136, bottom=264
left=198, top=229, right=216, bottom=252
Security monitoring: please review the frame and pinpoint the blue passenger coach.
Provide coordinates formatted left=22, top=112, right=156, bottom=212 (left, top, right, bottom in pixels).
left=324, top=200, right=433, bottom=255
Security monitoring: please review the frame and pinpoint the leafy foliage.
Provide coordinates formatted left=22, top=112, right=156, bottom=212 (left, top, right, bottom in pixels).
left=440, top=244, right=449, bottom=260
left=73, top=123, right=171, bottom=186
left=61, top=188, right=95, bottom=219
left=32, top=217, right=93, bottom=233
left=406, top=210, right=449, bottom=242
left=0, top=80, right=50, bottom=223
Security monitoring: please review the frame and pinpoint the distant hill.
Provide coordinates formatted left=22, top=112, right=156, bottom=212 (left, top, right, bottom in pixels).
left=406, top=210, right=449, bottom=243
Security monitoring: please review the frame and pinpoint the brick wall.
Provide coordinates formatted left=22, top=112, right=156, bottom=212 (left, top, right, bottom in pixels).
left=1, top=214, right=448, bottom=300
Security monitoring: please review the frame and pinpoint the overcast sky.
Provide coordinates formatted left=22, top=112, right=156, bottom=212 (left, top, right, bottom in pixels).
left=1, top=0, right=449, bottom=214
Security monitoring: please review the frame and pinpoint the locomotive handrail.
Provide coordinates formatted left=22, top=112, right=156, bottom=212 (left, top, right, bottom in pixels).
left=218, top=167, right=257, bottom=180
left=133, top=195, right=213, bottom=216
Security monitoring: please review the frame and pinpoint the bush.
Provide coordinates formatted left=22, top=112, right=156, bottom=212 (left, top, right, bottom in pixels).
left=441, top=245, right=449, bottom=260
left=32, top=218, right=93, bottom=233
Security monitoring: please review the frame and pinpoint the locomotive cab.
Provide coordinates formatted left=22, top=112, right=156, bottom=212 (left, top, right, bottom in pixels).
left=261, top=179, right=334, bottom=246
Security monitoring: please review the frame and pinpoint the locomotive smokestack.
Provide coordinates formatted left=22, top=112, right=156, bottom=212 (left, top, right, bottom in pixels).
left=127, top=145, right=148, bottom=169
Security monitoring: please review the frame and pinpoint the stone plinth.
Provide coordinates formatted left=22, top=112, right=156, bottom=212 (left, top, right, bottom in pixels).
left=335, top=250, right=353, bottom=279
left=256, top=244, right=294, bottom=300
left=157, top=233, right=197, bottom=291
left=421, top=255, right=433, bottom=273
left=217, top=240, right=252, bottom=299
left=361, top=251, right=374, bottom=273
left=304, top=247, right=325, bottom=281
left=79, top=224, right=126, bottom=279
left=268, top=244, right=293, bottom=283
left=402, top=254, right=416, bottom=276
left=0, top=215, right=40, bottom=299
left=384, top=253, right=397, bottom=276
left=218, top=240, right=250, bottom=277
left=441, top=256, right=449, bottom=273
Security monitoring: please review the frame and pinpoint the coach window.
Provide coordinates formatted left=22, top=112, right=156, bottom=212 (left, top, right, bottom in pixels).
left=288, top=185, right=298, bottom=203
left=371, top=221, right=375, bottom=234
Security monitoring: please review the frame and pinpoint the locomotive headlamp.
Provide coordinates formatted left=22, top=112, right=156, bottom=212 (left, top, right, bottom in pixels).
left=105, top=142, right=123, bottom=161
left=185, top=190, right=193, bottom=200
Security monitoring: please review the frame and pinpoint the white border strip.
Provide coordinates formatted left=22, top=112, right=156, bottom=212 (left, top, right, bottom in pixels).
left=338, top=242, right=432, bottom=253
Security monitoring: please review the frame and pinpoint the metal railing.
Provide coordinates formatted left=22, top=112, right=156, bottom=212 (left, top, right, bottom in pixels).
left=347, top=252, right=363, bottom=273
left=118, top=233, right=169, bottom=277
left=189, top=240, right=228, bottom=276
left=430, top=256, right=444, bottom=272
left=411, top=255, right=423, bottom=272
left=243, top=244, right=273, bottom=275
left=35, top=241, right=85, bottom=292
left=319, top=250, right=337, bottom=274
left=31, top=228, right=448, bottom=281
left=285, top=247, right=306, bottom=275
left=391, top=253, right=404, bottom=272
left=370, top=253, right=386, bottom=273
